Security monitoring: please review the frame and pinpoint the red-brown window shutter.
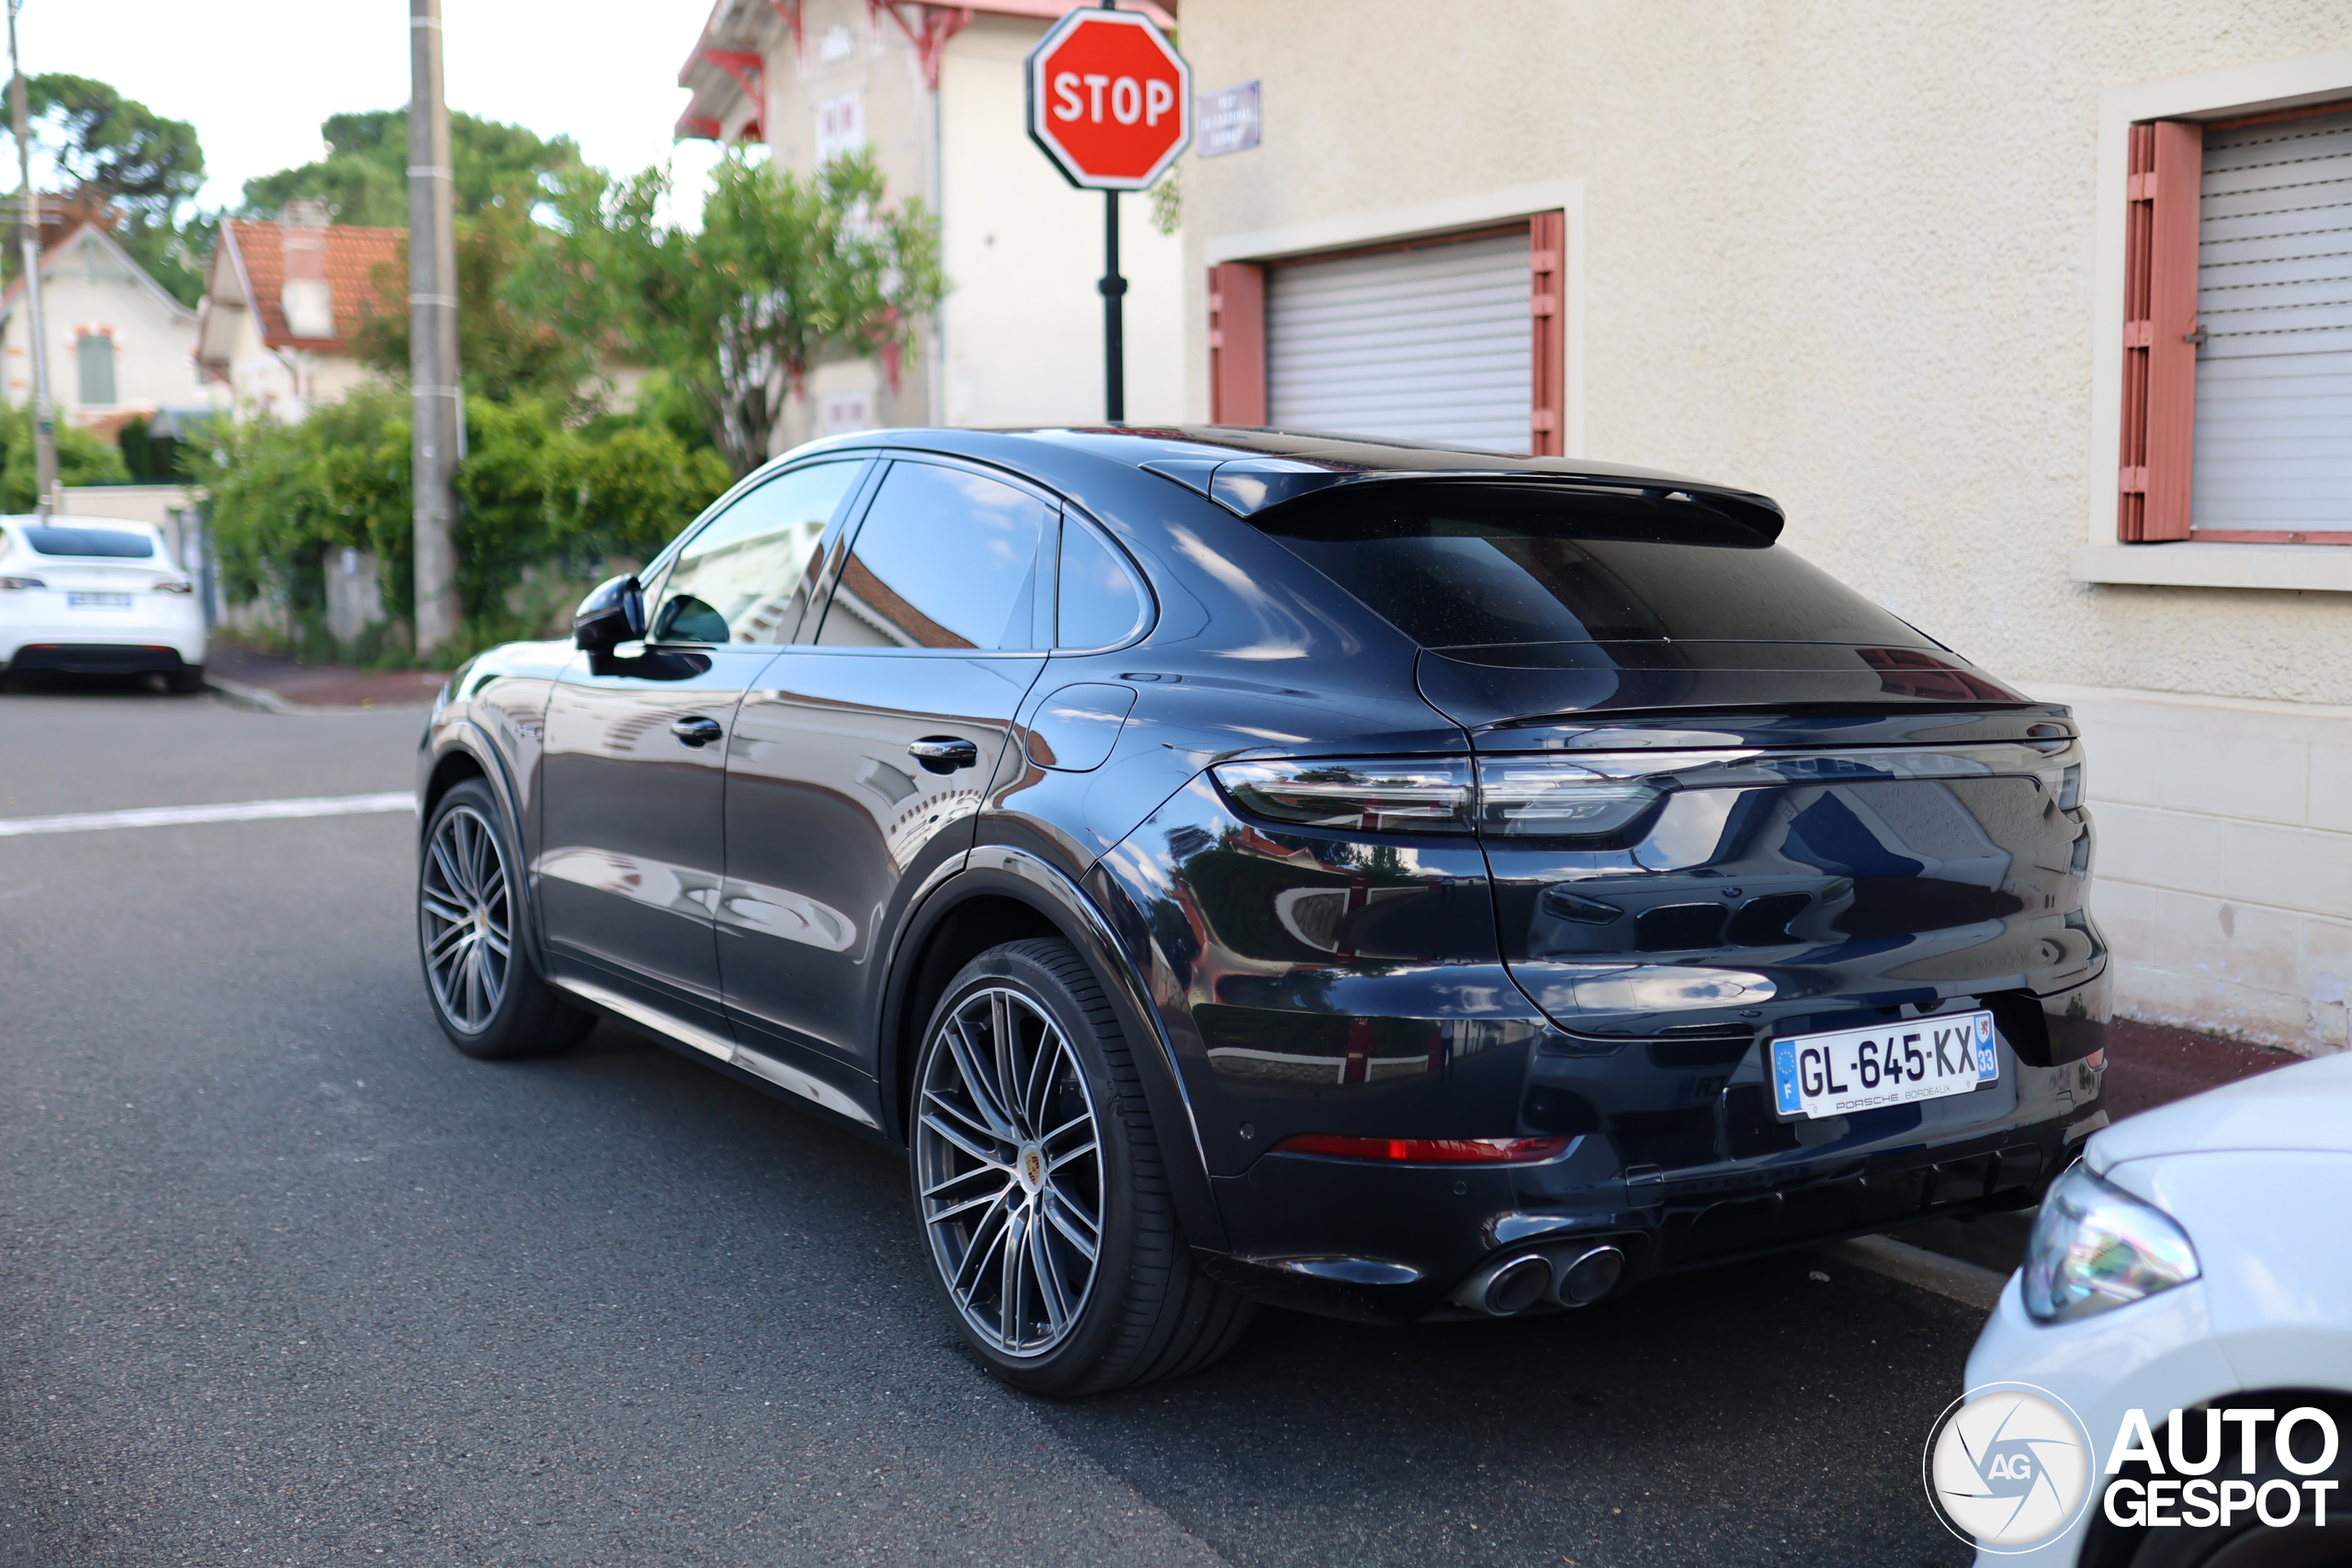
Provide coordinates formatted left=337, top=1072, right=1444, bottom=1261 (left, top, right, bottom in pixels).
left=1207, top=262, right=1267, bottom=425
left=2119, top=119, right=2203, bottom=541
left=1529, top=210, right=1566, bottom=457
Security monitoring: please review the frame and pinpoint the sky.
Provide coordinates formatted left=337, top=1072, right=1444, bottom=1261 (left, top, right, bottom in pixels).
left=15, top=0, right=726, bottom=216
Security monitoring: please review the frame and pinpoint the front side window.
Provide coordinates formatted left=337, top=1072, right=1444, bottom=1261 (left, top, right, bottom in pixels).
left=816, top=462, right=1049, bottom=650
left=650, top=460, right=864, bottom=645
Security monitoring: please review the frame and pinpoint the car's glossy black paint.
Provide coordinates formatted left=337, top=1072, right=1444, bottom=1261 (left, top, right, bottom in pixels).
left=421, top=425, right=2110, bottom=1325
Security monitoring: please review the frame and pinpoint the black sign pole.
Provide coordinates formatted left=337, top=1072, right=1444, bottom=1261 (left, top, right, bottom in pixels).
left=1101, top=189, right=1126, bottom=423
left=1097, top=0, right=1124, bottom=423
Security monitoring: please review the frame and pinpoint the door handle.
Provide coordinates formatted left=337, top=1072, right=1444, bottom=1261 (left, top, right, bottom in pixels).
left=671, top=716, right=725, bottom=749
left=908, top=736, right=979, bottom=773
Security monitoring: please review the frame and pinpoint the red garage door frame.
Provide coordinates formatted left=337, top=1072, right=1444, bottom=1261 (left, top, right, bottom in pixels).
left=1208, top=209, right=1569, bottom=457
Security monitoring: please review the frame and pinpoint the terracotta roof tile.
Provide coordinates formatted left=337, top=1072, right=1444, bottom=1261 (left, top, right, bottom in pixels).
left=227, top=220, right=406, bottom=351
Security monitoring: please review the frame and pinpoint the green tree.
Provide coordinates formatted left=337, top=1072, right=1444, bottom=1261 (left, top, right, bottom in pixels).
left=348, top=197, right=582, bottom=405
left=516, top=151, right=943, bottom=476
left=241, top=109, right=580, bottom=226
left=5, top=73, right=210, bottom=306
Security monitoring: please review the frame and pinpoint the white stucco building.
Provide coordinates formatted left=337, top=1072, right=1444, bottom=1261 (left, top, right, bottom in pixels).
left=196, top=208, right=402, bottom=421
left=675, top=0, right=1186, bottom=448
left=1173, top=5, right=2352, bottom=1055
left=0, top=221, right=204, bottom=434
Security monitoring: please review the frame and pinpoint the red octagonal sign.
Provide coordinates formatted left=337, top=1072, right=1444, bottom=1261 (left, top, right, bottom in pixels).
left=1026, top=8, right=1191, bottom=191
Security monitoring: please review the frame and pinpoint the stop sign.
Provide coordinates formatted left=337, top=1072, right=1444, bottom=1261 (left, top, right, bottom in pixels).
left=1025, top=8, right=1192, bottom=191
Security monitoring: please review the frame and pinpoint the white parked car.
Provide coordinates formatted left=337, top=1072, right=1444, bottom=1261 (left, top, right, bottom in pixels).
left=1961, top=1050, right=2352, bottom=1567
left=0, top=515, right=207, bottom=692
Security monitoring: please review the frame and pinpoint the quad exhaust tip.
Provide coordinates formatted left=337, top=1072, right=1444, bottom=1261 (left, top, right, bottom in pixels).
left=1451, top=1243, right=1627, bottom=1316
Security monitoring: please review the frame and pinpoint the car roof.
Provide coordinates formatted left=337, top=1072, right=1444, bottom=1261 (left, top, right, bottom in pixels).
left=2091, top=1048, right=2352, bottom=1168
left=785, top=425, right=1786, bottom=535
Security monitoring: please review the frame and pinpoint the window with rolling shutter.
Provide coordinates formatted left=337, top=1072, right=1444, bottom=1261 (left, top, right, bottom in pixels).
left=1263, top=231, right=1534, bottom=453
left=2190, top=107, right=2352, bottom=543
left=2118, top=100, right=2352, bottom=545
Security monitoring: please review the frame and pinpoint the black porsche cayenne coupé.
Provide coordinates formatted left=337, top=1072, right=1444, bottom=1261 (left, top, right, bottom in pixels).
left=415, top=426, right=2111, bottom=1393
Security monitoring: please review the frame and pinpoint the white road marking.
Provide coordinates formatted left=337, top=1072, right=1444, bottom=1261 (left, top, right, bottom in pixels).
left=0, top=792, right=416, bottom=838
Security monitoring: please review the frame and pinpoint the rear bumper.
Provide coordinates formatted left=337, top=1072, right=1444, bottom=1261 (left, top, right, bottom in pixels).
left=2, top=607, right=207, bottom=671
left=1200, top=1057, right=2103, bottom=1325
left=4, top=640, right=203, bottom=674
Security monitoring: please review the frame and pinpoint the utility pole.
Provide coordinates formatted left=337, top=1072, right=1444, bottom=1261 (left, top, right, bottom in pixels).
left=407, top=0, right=461, bottom=655
left=6, top=0, right=58, bottom=514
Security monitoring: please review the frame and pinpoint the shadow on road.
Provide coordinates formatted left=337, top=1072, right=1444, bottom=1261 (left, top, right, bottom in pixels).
left=552, top=1021, right=1979, bottom=1568
left=0, top=669, right=193, bottom=700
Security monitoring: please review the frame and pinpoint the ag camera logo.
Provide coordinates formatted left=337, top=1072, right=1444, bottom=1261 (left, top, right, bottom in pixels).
left=1924, top=1383, right=2095, bottom=1551
left=1927, top=1391, right=2345, bottom=1551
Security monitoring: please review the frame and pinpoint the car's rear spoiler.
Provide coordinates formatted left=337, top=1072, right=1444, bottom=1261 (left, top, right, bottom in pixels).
left=1141, top=459, right=1785, bottom=542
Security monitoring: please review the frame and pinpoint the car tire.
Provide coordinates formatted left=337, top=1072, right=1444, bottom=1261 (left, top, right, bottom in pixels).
left=417, top=778, right=593, bottom=1060
left=910, top=938, right=1254, bottom=1395
left=165, top=665, right=205, bottom=694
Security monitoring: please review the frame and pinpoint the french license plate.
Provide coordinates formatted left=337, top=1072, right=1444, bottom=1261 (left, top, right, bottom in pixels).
left=67, top=592, right=131, bottom=609
left=1770, top=1010, right=1997, bottom=1120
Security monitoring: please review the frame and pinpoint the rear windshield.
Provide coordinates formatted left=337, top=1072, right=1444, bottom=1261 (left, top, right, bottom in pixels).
left=1253, top=484, right=1932, bottom=649
left=19, top=525, right=155, bottom=559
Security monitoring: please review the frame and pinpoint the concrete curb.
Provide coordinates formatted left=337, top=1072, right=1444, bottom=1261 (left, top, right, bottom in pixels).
left=203, top=675, right=306, bottom=715
left=1818, top=1235, right=2010, bottom=1314
left=204, top=675, right=433, bottom=716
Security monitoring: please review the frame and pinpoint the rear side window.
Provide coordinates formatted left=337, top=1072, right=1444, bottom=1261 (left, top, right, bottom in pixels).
left=1253, top=484, right=1929, bottom=649
left=21, top=525, right=154, bottom=559
left=818, top=461, right=1049, bottom=650
left=1056, top=517, right=1148, bottom=649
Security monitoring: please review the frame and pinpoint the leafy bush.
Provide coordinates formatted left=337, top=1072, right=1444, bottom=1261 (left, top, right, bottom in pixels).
left=194, top=387, right=728, bottom=665
left=0, top=409, right=131, bottom=508
left=114, top=414, right=189, bottom=484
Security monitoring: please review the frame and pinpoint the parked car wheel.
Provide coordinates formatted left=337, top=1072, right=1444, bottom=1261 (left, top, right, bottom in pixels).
left=165, top=664, right=205, bottom=694
left=911, top=939, right=1253, bottom=1394
left=417, top=778, right=593, bottom=1059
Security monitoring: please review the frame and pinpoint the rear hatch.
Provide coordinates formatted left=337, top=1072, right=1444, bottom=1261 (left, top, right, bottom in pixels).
left=5, top=523, right=182, bottom=629
left=1251, top=478, right=2105, bottom=1146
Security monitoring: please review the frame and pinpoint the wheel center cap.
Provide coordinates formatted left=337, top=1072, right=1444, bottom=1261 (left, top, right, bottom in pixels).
left=1019, top=1145, right=1045, bottom=1192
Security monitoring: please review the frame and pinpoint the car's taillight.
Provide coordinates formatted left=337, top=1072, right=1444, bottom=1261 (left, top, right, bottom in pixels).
left=1208, top=755, right=1658, bottom=840
left=1210, top=759, right=1475, bottom=833
left=153, top=578, right=195, bottom=594
left=1271, top=1134, right=1572, bottom=1164
left=0, top=576, right=45, bottom=591
left=1214, top=742, right=2087, bottom=839
left=1473, top=759, right=1662, bottom=838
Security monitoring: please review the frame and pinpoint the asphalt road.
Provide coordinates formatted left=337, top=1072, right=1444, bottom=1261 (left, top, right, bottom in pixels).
left=1, top=680, right=1984, bottom=1568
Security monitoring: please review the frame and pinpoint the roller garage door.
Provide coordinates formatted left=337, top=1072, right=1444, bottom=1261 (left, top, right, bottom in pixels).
left=1265, top=231, right=1532, bottom=453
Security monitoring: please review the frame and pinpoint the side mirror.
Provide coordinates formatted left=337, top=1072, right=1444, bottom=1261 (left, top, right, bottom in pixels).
left=573, top=573, right=645, bottom=654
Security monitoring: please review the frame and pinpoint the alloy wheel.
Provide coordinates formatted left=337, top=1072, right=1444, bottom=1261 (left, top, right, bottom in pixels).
left=914, top=986, right=1105, bottom=1358
left=419, top=804, right=513, bottom=1034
